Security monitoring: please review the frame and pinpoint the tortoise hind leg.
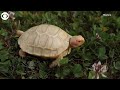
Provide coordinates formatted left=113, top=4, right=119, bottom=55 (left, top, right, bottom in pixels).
left=19, top=49, right=26, bottom=58
left=16, top=30, right=24, bottom=37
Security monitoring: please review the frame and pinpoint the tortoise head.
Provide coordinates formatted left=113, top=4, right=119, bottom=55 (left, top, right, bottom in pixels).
left=70, top=35, right=85, bottom=48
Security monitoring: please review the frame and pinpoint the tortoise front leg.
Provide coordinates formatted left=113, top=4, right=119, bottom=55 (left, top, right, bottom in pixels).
left=49, top=50, right=69, bottom=68
left=16, top=30, right=24, bottom=37
left=19, top=49, right=26, bottom=58
left=49, top=55, right=63, bottom=68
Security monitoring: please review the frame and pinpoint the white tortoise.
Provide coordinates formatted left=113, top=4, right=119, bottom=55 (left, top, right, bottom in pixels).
left=17, top=24, right=85, bottom=68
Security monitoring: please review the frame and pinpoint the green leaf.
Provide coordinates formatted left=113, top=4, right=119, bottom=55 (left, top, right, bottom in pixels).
left=16, top=63, right=25, bottom=75
left=83, top=63, right=91, bottom=67
left=102, top=55, right=108, bottom=60
left=70, top=30, right=78, bottom=36
left=0, top=60, right=10, bottom=64
left=72, top=22, right=79, bottom=30
left=114, top=61, right=120, bottom=70
left=59, top=58, right=69, bottom=65
left=116, top=17, right=120, bottom=28
left=39, top=62, right=48, bottom=79
left=93, top=25, right=97, bottom=36
left=55, top=73, right=59, bottom=78
left=55, top=68, right=64, bottom=79
left=72, top=64, right=83, bottom=78
left=116, top=32, right=120, bottom=41
left=63, top=11, right=68, bottom=17
left=0, top=42, right=4, bottom=49
left=88, top=71, right=95, bottom=79
left=109, top=49, right=114, bottom=58
left=16, top=71, right=26, bottom=76
left=63, top=67, right=70, bottom=76
left=0, top=50, right=9, bottom=62
left=98, top=47, right=106, bottom=60
left=0, top=60, right=11, bottom=73
left=55, top=66, right=70, bottom=79
left=39, top=70, right=48, bottom=79
left=39, top=62, right=47, bottom=70
left=82, top=52, right=92, bottom=61
left=0, top=29, right=8, bottom=36
left=55, top=67, right=70, bottom=79
left=28, top=61, right=35, bottom=70
left=100, top=32, right=109, bottom=41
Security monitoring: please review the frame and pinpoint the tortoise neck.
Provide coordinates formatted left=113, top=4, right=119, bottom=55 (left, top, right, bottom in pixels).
left=69, top=38, right=73, bottom=48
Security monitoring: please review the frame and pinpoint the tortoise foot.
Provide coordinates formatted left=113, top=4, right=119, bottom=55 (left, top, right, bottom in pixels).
left=49, top=60, right=60, bottom=68
left=19, top=49, right=26, bottom=58
left=16, top=30, right=24, bottom=37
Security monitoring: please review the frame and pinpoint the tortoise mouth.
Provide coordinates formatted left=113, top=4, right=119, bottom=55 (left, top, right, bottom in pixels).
left=69, top=38, right=78, bottom=48
left=71, top=44, right=78, bottom=48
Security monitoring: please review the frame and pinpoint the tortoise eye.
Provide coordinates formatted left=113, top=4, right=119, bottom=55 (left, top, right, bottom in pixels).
left=76, top=40, right=80, bottom=42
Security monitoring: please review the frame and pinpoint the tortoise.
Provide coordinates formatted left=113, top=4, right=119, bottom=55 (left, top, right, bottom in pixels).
left=17, top=24, right=85, bottom=68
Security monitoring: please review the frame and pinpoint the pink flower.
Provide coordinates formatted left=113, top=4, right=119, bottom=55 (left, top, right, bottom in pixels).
left=96, top=33, right=101, bottom=40
left=92, top=61, right=107, bottom=79
left=8, top=11, right=15, bottom=20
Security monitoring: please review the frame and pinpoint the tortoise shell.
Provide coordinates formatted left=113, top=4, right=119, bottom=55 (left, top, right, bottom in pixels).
left=18, top=24, right=72, bottom=58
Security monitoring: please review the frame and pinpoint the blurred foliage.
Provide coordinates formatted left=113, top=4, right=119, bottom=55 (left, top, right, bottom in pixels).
left=0, top=11, right=120, bottom=79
